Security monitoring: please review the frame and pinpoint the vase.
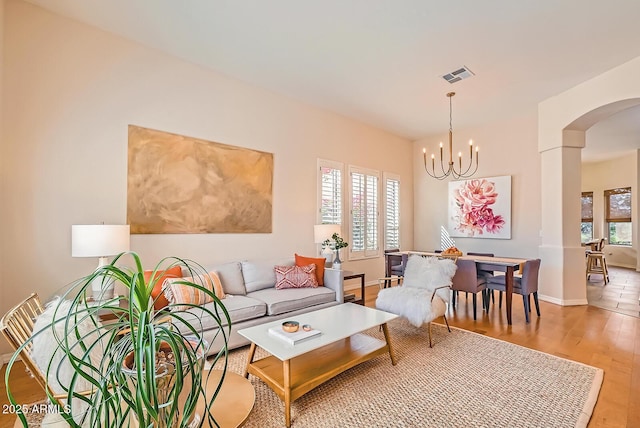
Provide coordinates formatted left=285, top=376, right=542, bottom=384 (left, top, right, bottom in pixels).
left=333, top=249, right=342, bottom=269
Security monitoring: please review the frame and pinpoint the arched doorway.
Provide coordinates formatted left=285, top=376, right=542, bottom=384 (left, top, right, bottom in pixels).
left=537, top=56, right=640, bottom=305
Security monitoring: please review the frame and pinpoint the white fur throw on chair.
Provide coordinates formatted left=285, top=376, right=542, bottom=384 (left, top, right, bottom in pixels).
left=31, top=297, right=105, bottom=427
left=376, top=256, right=457, bottom=327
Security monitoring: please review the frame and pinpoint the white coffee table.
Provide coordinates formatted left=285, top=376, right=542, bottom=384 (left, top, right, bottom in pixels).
left=238, top=304, right=398, bottom=427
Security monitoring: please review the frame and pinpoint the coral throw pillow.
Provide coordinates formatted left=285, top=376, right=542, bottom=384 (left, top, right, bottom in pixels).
left=164, top=271, right=226, bottom=311
left=275, top=265, right=318, bottom=289
left=294, top=254, right=326, bottom=286
left=145, top=265, right=183, bottom=310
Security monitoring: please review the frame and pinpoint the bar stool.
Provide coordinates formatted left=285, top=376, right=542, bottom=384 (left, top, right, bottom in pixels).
left=586, top=252, right=609, bottom=284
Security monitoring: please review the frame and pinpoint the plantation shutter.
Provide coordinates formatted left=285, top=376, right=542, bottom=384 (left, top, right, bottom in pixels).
left=385, top=176, right=400, bottom=250
left=349, top=166, right=380, bottom=259
left=366, top=175, right=378, bottom=252
left=319, top=164, right=342, bottom=225
left=351, top=172, right=366, bottom=251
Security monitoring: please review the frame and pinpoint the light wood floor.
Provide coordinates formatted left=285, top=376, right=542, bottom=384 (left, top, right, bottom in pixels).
left=2, top=280, right=640, bottom=428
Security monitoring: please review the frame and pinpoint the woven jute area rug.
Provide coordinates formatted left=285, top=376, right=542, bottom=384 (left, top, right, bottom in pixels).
left=212, top=319, right=603, bottom=428
left=23, top=319, right=602, bottom=427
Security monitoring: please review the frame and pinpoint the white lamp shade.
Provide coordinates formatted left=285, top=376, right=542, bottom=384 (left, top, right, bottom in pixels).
left=72, top=225, right=130, bottom=257
left=314, top=224, right=341, bottom=243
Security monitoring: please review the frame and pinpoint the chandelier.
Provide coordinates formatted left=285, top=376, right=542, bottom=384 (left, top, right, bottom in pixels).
left=423, top=92, right=479, bottom=180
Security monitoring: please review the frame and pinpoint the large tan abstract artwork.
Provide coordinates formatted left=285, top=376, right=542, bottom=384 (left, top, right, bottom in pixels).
left=127, top=125, right=273, bottom=234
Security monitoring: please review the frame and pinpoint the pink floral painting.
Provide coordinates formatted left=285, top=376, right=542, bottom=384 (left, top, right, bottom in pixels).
left=448, top=176, right=511, bottom=239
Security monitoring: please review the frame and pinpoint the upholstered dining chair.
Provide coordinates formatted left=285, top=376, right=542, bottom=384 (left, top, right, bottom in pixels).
left=376, top=255, right=457, bottom=347
left=383, top=249, right=408, bottom=288
left=450, top=259, right=487, bottom=321
left=486, top=259, right=541, bottom=323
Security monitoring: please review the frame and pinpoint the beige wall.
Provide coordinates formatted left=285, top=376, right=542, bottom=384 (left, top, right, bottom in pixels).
left=0, top=1, right=414, bottom=357
left=582, top=152, right=638, bottom=268
left=413, top=111, right=542, bottom=260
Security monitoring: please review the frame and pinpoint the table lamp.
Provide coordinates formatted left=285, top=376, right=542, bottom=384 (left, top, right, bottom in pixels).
left=72, top=224, right=130, bottom=302
left=314, top=224, right=341, bottom=265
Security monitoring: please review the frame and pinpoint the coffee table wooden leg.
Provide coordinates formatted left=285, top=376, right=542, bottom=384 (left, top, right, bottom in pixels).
left=381, top=323, right=397, bottom=366
left=284, top=359, right=292, bottom=428
left=243, top=342, right=257, bottom=378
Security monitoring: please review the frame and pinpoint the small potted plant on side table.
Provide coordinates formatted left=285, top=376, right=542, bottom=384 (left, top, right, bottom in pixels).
left=324, top=233, right=349, bottom=270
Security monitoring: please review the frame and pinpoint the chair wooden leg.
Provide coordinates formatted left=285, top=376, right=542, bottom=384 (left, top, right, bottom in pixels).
left=499, top=291, right=503, bottom=308
left=523, top=295, right=530, bottom=323
left=452, top=290, right=457, bottom=307
left=428, top=322, right=433, bottom=348
left=527, top=294, right=532, bottom=312
left=533, top=292, right=541, bottom=316
left=472, top=294, right=477, bottom=320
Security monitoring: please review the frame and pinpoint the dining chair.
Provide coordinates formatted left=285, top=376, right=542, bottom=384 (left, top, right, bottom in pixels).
left=486, top=259, right=541, bottom=323
left=450, top=259, right=487, bottom=321
left=384, top=249, right=408, bottom=288
left=466, top=252, right=496, bottom=305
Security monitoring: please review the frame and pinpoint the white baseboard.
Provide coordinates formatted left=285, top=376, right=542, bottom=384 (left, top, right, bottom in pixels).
left=538, top=294, right=588, bottom=306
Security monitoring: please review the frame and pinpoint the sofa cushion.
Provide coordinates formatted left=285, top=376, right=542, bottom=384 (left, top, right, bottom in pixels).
left=176, top=295, right=266, bottom=332
left=275, top=265, right=318, bottom=289
left=247, top=287, right=336, bottom=316
left=294, top=254, right=326, bottom=285
left=242, top=259, right=294, bottom=293
left=209, top=261, right=246, bottom=295
left=164, top=271, right=226, bottom=311
left=145, top=265, right=182, bottom=310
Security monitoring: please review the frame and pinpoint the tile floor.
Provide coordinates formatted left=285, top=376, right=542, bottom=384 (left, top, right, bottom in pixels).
left=586, top=265, right=640, bottom=318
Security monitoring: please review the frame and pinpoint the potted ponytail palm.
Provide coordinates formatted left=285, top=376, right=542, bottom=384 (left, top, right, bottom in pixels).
left=6, top=252, right=230, bottom=428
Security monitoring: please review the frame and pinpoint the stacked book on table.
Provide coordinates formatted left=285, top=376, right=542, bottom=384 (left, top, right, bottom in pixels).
left=268, top=326, right=321, bottom=345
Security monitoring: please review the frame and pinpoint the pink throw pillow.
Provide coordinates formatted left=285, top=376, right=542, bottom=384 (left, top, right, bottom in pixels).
left=275, top=265, right=318, bottom=289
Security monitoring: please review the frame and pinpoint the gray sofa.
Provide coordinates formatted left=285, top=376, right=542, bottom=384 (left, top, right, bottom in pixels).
left=176, top=258, right=345, bottom=356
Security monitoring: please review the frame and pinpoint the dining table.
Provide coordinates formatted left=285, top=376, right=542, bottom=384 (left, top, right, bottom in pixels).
left=384, top=251, right=528, bottom=325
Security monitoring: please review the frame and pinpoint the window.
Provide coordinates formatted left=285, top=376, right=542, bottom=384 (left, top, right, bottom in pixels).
left=318, top=160, right=343, bottom=226
left=581, top=192, right=593, bottom=243
left=349, top=166, right=380, bottom=259
left=605, top=187, right=632, bottom=246
left=383, top=173, right=400, bottom=250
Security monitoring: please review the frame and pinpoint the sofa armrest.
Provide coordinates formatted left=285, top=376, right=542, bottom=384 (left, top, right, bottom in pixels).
left=323, top=268, right=344, bottom=303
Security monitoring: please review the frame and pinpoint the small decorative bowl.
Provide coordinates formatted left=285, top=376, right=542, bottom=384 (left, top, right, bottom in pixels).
left=302, top=324, right=312, bottom=332
left=282, top=321, right=299, bottom=333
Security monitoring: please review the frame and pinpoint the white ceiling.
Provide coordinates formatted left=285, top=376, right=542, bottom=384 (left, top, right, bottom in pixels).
left=22, top=0, right=640, bottom=160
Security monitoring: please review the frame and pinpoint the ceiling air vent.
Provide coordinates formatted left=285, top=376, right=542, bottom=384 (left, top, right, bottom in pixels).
left=442, top=66, right=474, bottom=84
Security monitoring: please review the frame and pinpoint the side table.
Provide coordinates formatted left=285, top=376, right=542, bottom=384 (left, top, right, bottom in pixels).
left=343, top=271, right=365, bottom=305
left=191, top=369, right=255, bottom=427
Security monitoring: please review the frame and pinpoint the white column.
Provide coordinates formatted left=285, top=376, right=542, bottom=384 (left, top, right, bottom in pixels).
left=538, top=130, right=587, bottom=305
